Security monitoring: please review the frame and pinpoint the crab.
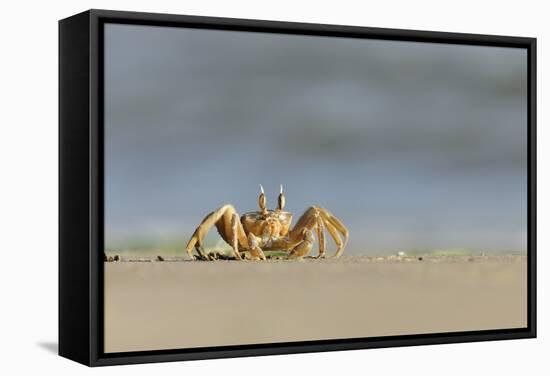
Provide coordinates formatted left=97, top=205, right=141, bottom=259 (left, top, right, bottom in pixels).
left=185, top=185, right=349, bottom=261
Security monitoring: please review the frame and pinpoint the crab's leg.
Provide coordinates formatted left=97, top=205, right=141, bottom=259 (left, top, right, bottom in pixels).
left=316, top=218, right=326, bottom=259
left=289, top=207, right=318, bottom=241
left=185, top=204, right=249, bottom=260
left=323, top=220, right=344, bottom=257
left=287, top=231, right=314, bottom=260
left=230, top=213, right=243, bottom=260
left=315, top=207, right=349, bottom=257
left=289, top=207, right=325, bottom=258
left=289, top=206, right=349, bottom=258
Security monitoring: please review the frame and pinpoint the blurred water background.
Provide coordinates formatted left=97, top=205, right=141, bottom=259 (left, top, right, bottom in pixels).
left=104, top=24, right=527, bottom=255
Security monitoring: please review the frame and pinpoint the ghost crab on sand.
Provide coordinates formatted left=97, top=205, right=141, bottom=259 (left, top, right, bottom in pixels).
left=185, top=185, right=349, bottom=261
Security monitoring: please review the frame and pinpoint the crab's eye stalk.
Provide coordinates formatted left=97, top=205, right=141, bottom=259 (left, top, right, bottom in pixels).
left=277, top=184, right=286, bottom=211
left=258, top=184, right=267, bottom=213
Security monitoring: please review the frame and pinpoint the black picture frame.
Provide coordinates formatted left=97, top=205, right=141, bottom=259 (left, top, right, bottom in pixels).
left=59, top=9, right=537, bottom=367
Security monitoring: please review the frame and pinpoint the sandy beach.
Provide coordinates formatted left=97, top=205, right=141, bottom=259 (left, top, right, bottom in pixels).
left=104, top=255, right=527, bottom=353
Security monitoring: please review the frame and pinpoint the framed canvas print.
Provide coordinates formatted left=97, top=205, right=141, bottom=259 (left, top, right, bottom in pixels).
left=59, top=9, right=536, bottom=366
